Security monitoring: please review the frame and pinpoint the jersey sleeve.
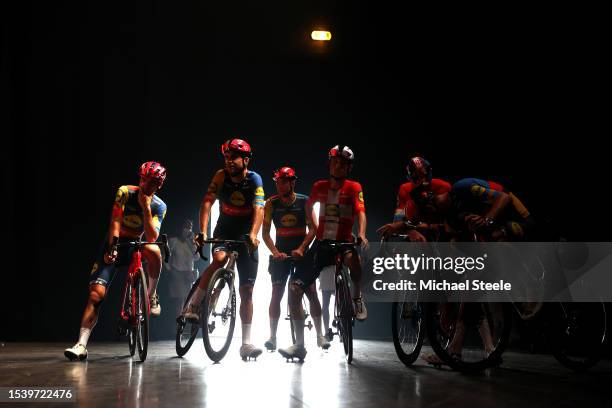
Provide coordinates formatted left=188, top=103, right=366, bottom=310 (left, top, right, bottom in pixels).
left=453, top=178, right=500, bottom=205
left=306, top=182, right=321, bottom=208
left=251, top=172, right=265, bottom=208
left=204, top=170, right=225, bottom=204
left=353, top=182, right=366, bottom=213
left=111, top=185, right=129, bottom=221
left=393, top=185, right=409, bottom=221
left=152, top=200, right=167, bottom=232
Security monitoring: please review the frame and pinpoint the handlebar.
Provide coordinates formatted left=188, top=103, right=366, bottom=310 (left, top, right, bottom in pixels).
left=113, top=234, right=171, bottom=263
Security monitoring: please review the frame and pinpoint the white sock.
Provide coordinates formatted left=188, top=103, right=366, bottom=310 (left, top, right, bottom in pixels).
left=293, top=319, right=305, bottom=346
left=148, top=277, right=159, bottom=298
left=269, top=318, right=279, bottom=339
left=78, top=328, right=91, bottom=347
left=313, top=315, right=323, bottom=337
left=242, top=323, right=251, bottom=345
left=188, top=287, right=205, bottom=308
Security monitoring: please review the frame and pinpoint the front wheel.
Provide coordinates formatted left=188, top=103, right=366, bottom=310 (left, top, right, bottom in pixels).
left=202, top=268, right=236, bottom=362
left=135, top=268, right=150, bottom=362
left=176, top=277, right=202, bottom=357
left=335, top=270, right=353, bottom=364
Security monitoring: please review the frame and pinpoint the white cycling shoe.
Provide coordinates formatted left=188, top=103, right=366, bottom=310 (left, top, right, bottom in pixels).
left=278, top=344, right=307, bottom=362
left=240, top=344, right=263, bottom=361
left=264, top=337, right=277, bottom=351
left=317, top=335, right=331, bottom=350
left=64, top=344, right=88, bottom=361
left=354, top=297, right=368, bottom=321
left=150, top=294, right=161, bottom=317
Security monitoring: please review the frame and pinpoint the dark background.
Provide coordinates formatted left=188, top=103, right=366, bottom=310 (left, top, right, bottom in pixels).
left=2, top=2, right=608, bottom=343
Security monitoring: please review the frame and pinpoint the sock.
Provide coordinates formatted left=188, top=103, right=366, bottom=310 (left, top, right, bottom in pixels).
left=313, top=315, right=323, bottom=337
left=242, top=323, right=251, bottom=345
left=78, top=328, right=91, bottom=347
left=269, top=318, right=279, bottom=339
left=188, top=287, right=205, bottom=308
left=322, top=291, right=332, bottom=331
left=148, top=277, right=159, bottom=298
left=293, top=319, right=305, bottom=346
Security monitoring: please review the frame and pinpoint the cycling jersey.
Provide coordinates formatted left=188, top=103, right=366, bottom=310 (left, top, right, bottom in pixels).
left=112, top=185, right=167, bottom=236
left=203, top=169, right=265, bottom=238
left=307, top=179, right=365, bottom=242
left=450, top=178, right=532, bottom=238
left=264, top=193, right=308, bottom=253
left=393, top=178, right=452, bottom=222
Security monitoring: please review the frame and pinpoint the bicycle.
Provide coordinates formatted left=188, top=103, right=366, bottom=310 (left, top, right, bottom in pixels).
left=426, top=227, right=607, bottom=372
left=175, top=238, right=255, bottom=362
left=268, top=256, right=313, bottom=347
left=319, top=239, right=360, bottom=364
left=115, top=234, right=171, bottom=362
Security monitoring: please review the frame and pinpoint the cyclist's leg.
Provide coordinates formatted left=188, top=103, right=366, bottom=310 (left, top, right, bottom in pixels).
left=236, top=244, right=258, bottom=347
left=321, top=289, right=334, bottom=333
left=268, top=260, right=290, bottom=343
left=142, top=244, right=162, bottom=298
left=343, top=249, right=362, bottom=300
left=186, top=245, right=228, bottom=310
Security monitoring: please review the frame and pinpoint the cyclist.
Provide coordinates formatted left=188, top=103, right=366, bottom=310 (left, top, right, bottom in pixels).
left=64, top=161, right=168, bottom=361
left=278, top=145, right=368, bottom=361
left=262, top=167, right=330, bottom=351
left=377, top=156, right=451, bottom=241
left=183, top=138, right=265, bottom=361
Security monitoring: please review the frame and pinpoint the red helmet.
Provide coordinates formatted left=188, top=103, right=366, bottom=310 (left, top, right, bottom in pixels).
left=225, top=138, right=252, bottom=157
left=273, top=167, right=297, bottom=181
left=328, top=145, right=354, bottom=162
left=220, top=139, right=230, bottom=155
left=139, top=161, right=167, bottom=185
left=406, top=157, right=432, bottom=183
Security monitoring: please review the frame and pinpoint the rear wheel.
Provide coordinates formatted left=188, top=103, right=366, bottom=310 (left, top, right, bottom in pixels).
left=202, top=268, right=236, bottom=362
left=135, top=269, right=150, bottom=362
left=426, top=302, right=511, bottom=372
left=391, top=301, right=424, bottom=366
left=176, top=277, right=202, bottom=357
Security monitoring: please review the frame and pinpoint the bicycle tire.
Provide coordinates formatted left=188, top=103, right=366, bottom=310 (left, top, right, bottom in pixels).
left=552, top=301, right=607, bottom=372
left=336, top=270, right=353, bottom=364
left=136, top=268, right=150, bottom=362
left=425, top=302, right=511, bottom=372
left=391, top=301, right=425, bottom=366
left=202, top=268, right=236, bottom=362
left=175, top=277, right=202, bottom=357
left=121, top=280, right=136, bottom=356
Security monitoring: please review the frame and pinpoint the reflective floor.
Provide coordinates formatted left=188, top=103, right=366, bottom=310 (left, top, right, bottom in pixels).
left=1, top=340, right=611, bottom=407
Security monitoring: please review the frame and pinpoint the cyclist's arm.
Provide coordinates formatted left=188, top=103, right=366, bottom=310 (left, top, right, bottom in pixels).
left=262, top=200, right=280, bottom=255
left=249, top=174, right=265, bottom=238
left=486, top=191, right=511, bottom=222
left=199, top=199, right=214, bottom=239
left=354, top=183, right=367, bottom=244
left=142, top=202, right=160, bottom=243
left=299, top=203, right=317, bottom=252
left=109, top=187, right=127, bottom=247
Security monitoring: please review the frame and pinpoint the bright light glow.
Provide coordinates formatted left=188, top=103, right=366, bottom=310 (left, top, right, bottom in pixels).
left=311, top=31, right=332, bottom=41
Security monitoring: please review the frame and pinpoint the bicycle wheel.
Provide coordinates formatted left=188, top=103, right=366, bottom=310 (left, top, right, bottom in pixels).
left=335, top=270, right=353, bottom=364
left=176, top=277, right=202, bottom=357
left=135, top=268, right=150, bottom=362
left=551, top=301, right=607, bottom=372
left=391, top=301, right=424, bottom=366
left=426, top=302, right=511, bottom=372
left=202, top=268, right=236, bottom=362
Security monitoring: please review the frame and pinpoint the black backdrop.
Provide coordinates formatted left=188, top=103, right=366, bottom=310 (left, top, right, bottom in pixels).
left=2, top=2, right=608, bottom=342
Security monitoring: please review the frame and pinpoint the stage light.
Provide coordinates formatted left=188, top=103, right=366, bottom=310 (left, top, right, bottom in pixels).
left=311, top=31, right=332, bottom=41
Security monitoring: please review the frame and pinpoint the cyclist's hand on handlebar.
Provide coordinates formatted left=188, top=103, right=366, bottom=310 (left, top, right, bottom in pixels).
left=358, top=234, right=369, bottom=250
left=290, top=248, right=305, bottom=259
left=247, top=233, right=260, bottom=249
left=273, top=251, right=289, bottom=260
left=465, top=214, right=486, bottom=231
left=104, top=248, right=118, bottom=264
left=194, top=232, right=207, bottom=247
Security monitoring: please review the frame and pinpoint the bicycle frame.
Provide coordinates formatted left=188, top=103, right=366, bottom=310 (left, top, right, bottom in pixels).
left=119, top=248, right=148, bottom=326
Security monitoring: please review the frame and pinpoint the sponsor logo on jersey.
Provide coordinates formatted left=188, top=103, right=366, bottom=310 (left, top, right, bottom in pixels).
left=123, top=214, right=143, bottom=229
left=471, top=185, right=486, bottom=197
left=325, top=204, right=340, bottom=217
left=230, top=191, right=246, bottom=206
left=255, top=186, right=264, bottom=196
left=358, top=191, right=364, bottom=202
left=280, top=213, right=298, bottom=227
left=91, top=262, right=99, bottom=275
